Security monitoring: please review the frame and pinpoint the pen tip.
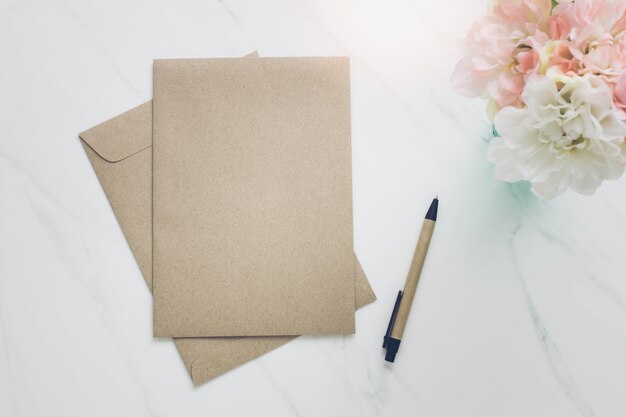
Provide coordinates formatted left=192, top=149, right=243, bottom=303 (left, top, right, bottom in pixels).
left=425, top=197, right=438, bottom=221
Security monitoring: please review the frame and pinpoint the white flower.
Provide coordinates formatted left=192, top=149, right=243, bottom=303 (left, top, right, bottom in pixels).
left=488, top=75, right=626, bottom=199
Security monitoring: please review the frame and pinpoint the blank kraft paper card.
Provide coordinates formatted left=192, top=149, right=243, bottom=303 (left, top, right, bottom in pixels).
left=152, top=57, right=355, bottom=337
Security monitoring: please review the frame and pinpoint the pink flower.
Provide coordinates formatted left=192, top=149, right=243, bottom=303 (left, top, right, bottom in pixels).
left=554, top=0, right=626, bottom=79
left=541, top=39, right=576, bottom=76
left=451, top=0, right=553, bottom=107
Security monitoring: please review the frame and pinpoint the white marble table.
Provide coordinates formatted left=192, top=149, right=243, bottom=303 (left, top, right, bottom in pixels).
left=2, top=0, right=626, bottom=416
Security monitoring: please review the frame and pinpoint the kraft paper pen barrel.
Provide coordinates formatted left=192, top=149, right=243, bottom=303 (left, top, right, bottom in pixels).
left=383, top=197, right=438, bottom=362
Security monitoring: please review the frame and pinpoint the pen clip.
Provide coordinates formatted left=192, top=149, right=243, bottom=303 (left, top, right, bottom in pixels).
left=383, top=290, right=403, bottom=348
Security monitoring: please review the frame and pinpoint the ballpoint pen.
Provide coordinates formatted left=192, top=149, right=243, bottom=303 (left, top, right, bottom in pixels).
left=383, top=197, right=438, bottom=362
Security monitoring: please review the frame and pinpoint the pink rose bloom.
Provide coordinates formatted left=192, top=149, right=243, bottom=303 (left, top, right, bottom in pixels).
left=451, top=0, right=553, bottom=107
left=554, top=0, right=626, bottom=79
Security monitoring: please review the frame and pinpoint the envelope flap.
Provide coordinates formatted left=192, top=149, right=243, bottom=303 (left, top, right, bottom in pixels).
left=79, top=102, right=152, bottom=162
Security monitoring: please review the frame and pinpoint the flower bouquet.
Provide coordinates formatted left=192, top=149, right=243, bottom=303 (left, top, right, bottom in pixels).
left=452, top=0, right=626, bottom=199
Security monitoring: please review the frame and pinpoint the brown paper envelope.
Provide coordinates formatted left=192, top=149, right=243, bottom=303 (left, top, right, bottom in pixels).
left=79, top=102, right=376, bottom=385
left=152, top=57, right=355, bottom=337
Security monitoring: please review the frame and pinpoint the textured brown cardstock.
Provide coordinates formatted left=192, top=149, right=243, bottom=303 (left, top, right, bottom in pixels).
left=78, top=59, right=375, bottom=385
left=152, top=57, right=355, bottom=337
